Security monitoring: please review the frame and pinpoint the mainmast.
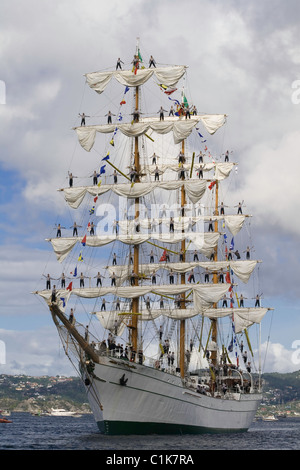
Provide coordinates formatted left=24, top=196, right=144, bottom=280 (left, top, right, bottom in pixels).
left=211, top=180, right=219, bottom=367
left=131, top=39, right=141, bottom=356
left=179, top=140, right=186, bottom=378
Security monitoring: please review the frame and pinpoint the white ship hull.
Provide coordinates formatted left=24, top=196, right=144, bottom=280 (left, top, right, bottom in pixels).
left=82, top=356, right=261, bottom=435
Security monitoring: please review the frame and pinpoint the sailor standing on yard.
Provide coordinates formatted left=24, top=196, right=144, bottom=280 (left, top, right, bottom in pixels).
left=79, top=272, right=88, bottom=288
left=60, top=273, right=67, bottom=289
left=90, top=170, right=98, bottom=185
left=116, top=58, right=124, bottom=70
left=113, top=170, right=118, bottom=183
left=94, top=272, right=104, bottom=287
left=105, top=110, right=115, bottom=124
left=243, top=246, right=254, bottom=260
left=51, top=285, right=57, bottom=303
left=56, top=224, right=65, bottom=237
left=43, top=274, right=55, bottom=290
left=235, top=201, right=243, bottom=214
left=111, top=272, right=117, bottom=287
left=219, top=202, right=228, bottom=215
left=79, top=112, right=89, bottom=126
left=70, top=222, right=82, bottom=236
left=149, top=55, right=156, bottom=68
left=255, top=294, right=262, bottom=307
left=68, top=172, right=78, bottom=187
left=158, top=106, right=167, bottom=121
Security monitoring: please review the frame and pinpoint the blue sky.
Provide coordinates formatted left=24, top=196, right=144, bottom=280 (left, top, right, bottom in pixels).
left=0, top=0, right=300, bottom=376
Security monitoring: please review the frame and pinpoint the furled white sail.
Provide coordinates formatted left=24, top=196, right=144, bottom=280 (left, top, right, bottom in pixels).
left=94, top=308, right=199, bottom=323
left=48, top=232, right=220, bottom=263
left=93, top=306, right=269, bottom=328
left=36, top=283, right=229, bottom=303
left=94, top=311, right=126, bottom=336
left=142, top=162, right=235, bottom=180
left=61, top=164, right=236, bottom=210
left=232, top=309, right=269, bottom=333
left=75, top=115, right=226, bottom=152
left=85, top=66, right=187, bottom=94
left=107, top=260, right=258, bottom=285
left=60, top=180, right=206, bottom=206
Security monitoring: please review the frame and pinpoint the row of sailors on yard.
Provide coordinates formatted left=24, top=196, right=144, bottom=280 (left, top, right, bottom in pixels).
left=67, top=148, right=232, bottom=188
left=48, top=277, right=262, bottom=310
left=79, top=102, right=198, bottom=128
left=44, top=259, right=253, bottom=290
left=55, top=202, right=245, bottom=239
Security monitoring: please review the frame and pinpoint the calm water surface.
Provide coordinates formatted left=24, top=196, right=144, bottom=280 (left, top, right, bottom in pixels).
left=0, top=413, right=299, bottom=451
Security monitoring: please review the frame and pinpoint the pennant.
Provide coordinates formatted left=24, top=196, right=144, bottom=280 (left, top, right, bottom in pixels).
left=102, top=153, right=110, bottom=161
left=183, top=95, right=189, bottom=108
left=94, top=196, right=98, bottom=203
left=110, top=138, right=114, bottom=146
left=124, top=86, right=130, bottom=94
left=87, top=222, right=91, bottom=232
left=81, top=235, right=87, bottom=246
left=230, top=237, right=234, bottom=250
left=159, top=84, right=168, bottom=90
left=89, top=206, right=95, bottom=215
left=78, top=252, right=84, bottom=262
left=223, top=234, right=228, bottom=243
left=100, top=165, right=106, bottom=175
left=159, top=250, right=167, bottom=262
left=164, top=88, right=177, bottom=95
left=168, top=96, right=180, bottom=106
left=60, top=297, right=66, bottom=308
left=120, top=100, right=126, bottom=105
left=73, top=266, right=77, bottom=277
left=138, top=49, right=142, bottom=62
left=118, top=113, right=123, bottom=121
left=66, top=282, right=73, bottom=291
left=225, top=271, right=231, bottom=284
left=208, top=181, right=216, bottom=190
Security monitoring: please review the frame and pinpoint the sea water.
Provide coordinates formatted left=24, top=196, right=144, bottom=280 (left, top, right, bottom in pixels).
left=0, top=413, right=299, bottom=452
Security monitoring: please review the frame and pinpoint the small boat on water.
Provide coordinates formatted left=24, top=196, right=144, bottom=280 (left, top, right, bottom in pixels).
left=0, top=417, right=12, bottom=423
left=49, top=408, right=82, bottom=417
left=262, top=415, right=278, bottom=421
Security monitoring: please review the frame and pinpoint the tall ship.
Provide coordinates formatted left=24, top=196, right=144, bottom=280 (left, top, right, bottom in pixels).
left=34, top=41, right=272, bottom=434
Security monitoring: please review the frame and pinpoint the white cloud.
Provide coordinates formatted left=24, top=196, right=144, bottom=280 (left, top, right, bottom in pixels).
left=260, top=341, right=300, bottom=374
left=0, top=327, right=74, bottom=376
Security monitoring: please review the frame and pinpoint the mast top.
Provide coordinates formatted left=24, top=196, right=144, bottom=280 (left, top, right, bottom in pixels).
left=136, top=37, right=140, bottom=55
